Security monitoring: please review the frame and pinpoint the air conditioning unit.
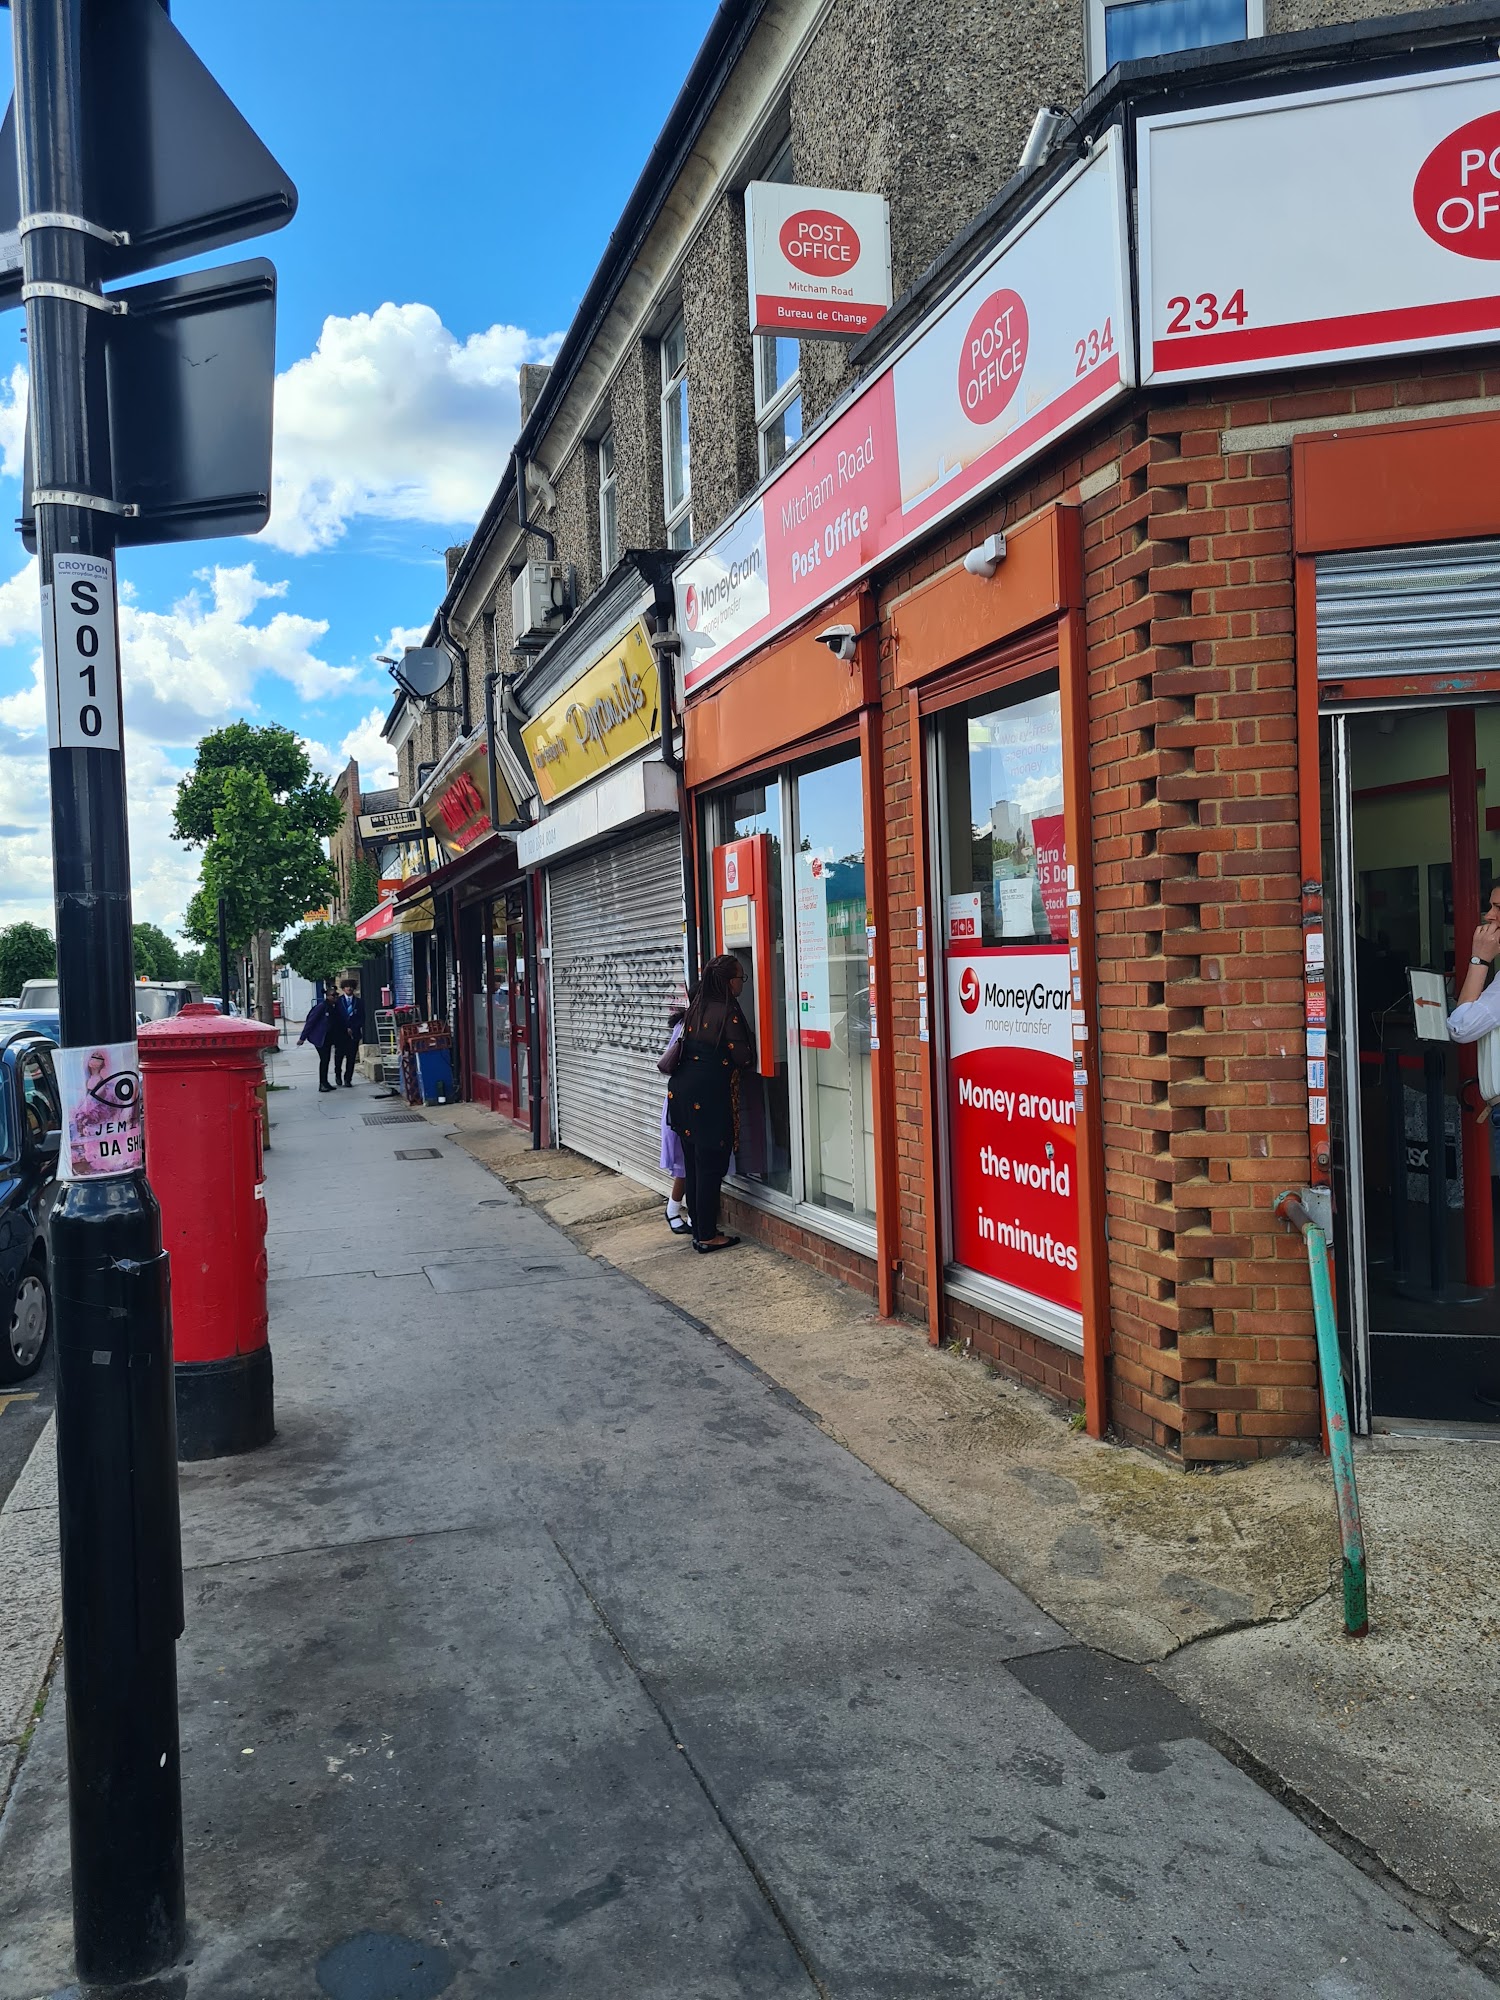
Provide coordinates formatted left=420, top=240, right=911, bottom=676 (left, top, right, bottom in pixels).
left=512, top=561, right=575, bottom=648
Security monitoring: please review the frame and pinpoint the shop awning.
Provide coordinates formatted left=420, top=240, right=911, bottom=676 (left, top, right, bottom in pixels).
left=355, top=894, right=398, bottom=943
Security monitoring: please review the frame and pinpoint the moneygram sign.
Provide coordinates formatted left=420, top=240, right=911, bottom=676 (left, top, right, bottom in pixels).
left=679, top=134, right=1133, bottom=693
left=1140, top=64, right=1500, bottom=381
left=746, top=180, right=893, bottom=338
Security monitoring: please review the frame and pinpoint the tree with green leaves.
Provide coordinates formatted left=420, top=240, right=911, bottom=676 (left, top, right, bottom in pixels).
left=348, top=856, right=381, bottom=923
left=175, top=723, right=343, bottom=1023
left=132, top=922, right=183, bottom=982
left=0, top=920, right=56, bottom=994
left=281, top=921, right=374, bottom=986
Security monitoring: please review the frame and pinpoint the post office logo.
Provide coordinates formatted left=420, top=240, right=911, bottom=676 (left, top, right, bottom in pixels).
left=958, top=288, right=1029, bottom=427
left=1414, top=110, right=1500, bottom=260
left=778, top=208, right=860, bottom=272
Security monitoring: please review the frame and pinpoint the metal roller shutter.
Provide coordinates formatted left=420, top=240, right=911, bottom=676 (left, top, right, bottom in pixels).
left=546, top=819, right=685, bottom=1184
left=1316, top=539, right=1500, bottom=679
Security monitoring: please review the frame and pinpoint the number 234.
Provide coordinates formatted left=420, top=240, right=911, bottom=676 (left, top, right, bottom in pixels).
left=1165, top=289, right=1248, bottom=334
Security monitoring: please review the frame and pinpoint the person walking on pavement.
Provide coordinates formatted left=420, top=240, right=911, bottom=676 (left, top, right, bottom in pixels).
left=658, top=986, right=693, bottom=1235
left=298, top=984, right=338, bottom=1094
left=666, top=953, right=755, bottom=1253
left=333, top=975, right=365, bottom=1088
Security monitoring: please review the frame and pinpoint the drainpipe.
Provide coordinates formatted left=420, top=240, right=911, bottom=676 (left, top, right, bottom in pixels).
left=515, top=452, right=555, bottom=561
left=438, top=608, right=471, bottom=736
left=650, top=601, right=698, bottom=989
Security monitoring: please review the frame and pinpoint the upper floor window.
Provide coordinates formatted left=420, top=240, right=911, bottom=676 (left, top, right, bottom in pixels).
left=598, top=428, right=619, bottom=572
left=660, top=316, right=692, bottom=550
left=1087, top=0, right=1259, bottom=79
left=755, top=334, right=802, bottom=475
left=750, top=138, right=800, bottom=477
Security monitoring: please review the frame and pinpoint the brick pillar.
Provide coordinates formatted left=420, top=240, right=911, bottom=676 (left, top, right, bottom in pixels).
left=1088, top=403, right=1319, bottom=1460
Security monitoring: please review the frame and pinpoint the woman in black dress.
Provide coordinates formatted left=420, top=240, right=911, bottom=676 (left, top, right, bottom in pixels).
left=666, top=952, right=756, bottom=1252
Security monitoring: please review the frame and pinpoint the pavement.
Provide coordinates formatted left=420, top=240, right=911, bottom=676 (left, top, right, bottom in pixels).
left=445, top=1103, right=1500, bottom=1967
left=0, top=1072, right=1495, bottom=1996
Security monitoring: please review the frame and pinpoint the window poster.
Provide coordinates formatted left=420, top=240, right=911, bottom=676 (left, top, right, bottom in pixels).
left=794, top=849, right=833, bottom=1048
left=945, top=946, right=1079, bottom=1314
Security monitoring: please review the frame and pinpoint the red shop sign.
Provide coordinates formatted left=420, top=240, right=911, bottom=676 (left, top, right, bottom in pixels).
left=945, top=944, right=1080, bottom=1314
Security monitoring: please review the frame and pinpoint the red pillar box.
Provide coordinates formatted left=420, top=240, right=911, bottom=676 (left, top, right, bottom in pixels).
left=139, top=1004, right=279, bottom=1460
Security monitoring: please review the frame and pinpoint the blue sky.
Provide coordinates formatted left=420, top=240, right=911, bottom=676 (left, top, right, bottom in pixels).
left=0, top=0, right=716, bottom=935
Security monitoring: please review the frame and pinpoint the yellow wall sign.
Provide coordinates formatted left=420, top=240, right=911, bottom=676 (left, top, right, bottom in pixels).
left=523, top=620, right=661, bottom=804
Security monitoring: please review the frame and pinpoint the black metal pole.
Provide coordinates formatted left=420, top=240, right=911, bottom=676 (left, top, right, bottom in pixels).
left=12, top=0, right=186, bottom=1981
left=217, top=890, right=231, bottom=1016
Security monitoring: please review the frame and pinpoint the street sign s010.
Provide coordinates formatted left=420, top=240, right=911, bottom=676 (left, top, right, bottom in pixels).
left=43, top=554, right=121, bottom=751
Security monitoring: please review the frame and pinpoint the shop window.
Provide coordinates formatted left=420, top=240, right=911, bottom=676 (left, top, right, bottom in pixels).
left=936, top=675, right=1081, bottom=1328
left=792, top=756, right=874, bottom=1224
left=703, top=748, right=874, bottom=1233
left=1088, top=0, right=1259, bottom=80
left=598, top=427, right=619, bottom=573
left=660, top=316, right=692, bottom=551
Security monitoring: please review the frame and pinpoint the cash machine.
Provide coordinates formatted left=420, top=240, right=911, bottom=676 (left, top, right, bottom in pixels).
left=711, top=834, right=778, bottom=1078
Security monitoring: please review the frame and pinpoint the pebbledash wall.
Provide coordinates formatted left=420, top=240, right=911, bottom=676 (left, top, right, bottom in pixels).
left=677, top=12, right=1500, bottom=1459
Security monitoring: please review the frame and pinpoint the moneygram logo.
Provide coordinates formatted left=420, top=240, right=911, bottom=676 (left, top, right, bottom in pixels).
left=959, top=287, right=1029, bottom=425
left=779, top=208, right=859, bottom=272
left=684, top=583, right=699, bottom=630
left=959, top=966, right=980, bottom=1014
left=1414, top=111, right=1500, bottom=260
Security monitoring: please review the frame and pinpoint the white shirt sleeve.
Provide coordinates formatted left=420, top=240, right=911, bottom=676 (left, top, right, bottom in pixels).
left=1447, top=977, right=1500, bottom=1043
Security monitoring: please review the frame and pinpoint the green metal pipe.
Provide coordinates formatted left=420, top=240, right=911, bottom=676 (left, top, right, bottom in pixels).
left=1277, top=1192, right=1369, bottom=1637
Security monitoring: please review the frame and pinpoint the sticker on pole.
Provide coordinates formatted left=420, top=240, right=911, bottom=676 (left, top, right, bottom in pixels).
left=55, top=1040, right=143, bottom=1180
left=46, top=554, right=120, bottom=751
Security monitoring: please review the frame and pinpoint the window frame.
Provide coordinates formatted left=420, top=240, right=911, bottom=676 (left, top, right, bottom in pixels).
left=754, top=334, right=802, bottom=478
left=659, top=315, right=692, bottom=551
left=597, top=427, right=618, bottom=574
left=1084, top=0, right=1263, bottom=84
left=700, top=743, right=878, bottom=1256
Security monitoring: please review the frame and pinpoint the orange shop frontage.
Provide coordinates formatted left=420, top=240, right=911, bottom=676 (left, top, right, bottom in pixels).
left=672, top=37, right=1500, bottom=1453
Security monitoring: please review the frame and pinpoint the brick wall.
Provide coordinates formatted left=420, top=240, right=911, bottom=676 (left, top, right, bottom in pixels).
left=719, top=1188, right=879, bottom=1301
left=870, top=353, right=1500, bottom=1457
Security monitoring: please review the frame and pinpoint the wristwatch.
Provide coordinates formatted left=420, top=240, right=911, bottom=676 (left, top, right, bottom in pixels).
left=1473, top=956, right=1488, bottom=967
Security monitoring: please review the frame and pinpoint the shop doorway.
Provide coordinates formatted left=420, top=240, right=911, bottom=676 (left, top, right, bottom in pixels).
left=465, top=893, right=529, bottom=1122
left=1328, top=700, right=1500, bottom=1425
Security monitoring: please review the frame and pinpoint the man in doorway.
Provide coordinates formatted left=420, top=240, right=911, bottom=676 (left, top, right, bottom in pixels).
left=1447, top=881, right=1500, bottom=1042
left=332, top=975, right=365, bottom=1088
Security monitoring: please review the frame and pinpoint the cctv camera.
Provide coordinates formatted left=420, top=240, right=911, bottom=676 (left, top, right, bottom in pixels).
left=816, top=623, right=858, bottom=664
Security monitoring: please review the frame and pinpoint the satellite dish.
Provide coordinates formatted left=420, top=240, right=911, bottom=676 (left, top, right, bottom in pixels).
left=391, top=647, right=453, bottom=701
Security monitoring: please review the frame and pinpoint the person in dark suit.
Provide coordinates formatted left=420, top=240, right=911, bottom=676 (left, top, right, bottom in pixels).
left=298, top=988, right=338, bottom=1093
left=333, top=976, right=365, bottom=1088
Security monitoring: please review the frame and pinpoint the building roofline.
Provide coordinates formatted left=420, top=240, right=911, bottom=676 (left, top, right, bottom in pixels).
left=414, top=0, right=770, bottom=664
left=854, top=0, right=1500, bottom=372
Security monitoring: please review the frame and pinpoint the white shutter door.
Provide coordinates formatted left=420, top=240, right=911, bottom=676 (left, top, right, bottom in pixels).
left=1316, top=539, right=1500, bottom=679
left=547, top=821, right=685, bottom=1184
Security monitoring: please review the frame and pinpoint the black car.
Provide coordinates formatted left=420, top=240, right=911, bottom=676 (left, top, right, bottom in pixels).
left=0, top=1023, right=61, bottom=1382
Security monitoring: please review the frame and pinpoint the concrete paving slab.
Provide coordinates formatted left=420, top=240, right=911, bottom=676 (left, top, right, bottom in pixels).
left=536, top=1177, right=660, bottom=1228
left=0, top=1418, right=58, bottom=1811
left=2, top=1074, right=1494, bottom=1997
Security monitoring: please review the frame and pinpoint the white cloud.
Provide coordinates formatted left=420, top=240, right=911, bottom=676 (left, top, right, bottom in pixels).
left=117, top=562, right=368, bottom=745
left=0, top=564, right=421, bottom=933
left=0, top=365, right=27, bottom=483
left=264, top=302, right=560, bottom=554
left=0, top=556, right=38, bottom=646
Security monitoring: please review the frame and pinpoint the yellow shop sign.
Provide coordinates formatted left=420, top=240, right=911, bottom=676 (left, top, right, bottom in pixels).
left=523, top=620, right=661, bottom=804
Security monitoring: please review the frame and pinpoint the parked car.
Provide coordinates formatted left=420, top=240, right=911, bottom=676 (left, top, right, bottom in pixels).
left=4, top=1008, right=61, bottom=1043
left=18, top=978, right=204, bottom=1021
left=201, top=996, right=243, bottom=1016
left=0, top=1022, right=62, bottom=1382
